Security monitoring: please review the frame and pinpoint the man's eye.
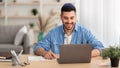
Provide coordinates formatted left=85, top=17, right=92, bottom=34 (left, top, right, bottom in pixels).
left=71, top=17, right=74, bottom=20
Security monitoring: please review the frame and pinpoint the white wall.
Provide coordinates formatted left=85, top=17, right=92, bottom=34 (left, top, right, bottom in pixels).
left=80, top=0, right=103, bottom=43
left=80, top=0, right=120, bottom=47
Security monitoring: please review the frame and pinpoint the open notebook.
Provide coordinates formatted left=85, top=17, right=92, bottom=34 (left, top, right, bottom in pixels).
left=0, top=52, right=12, bottom=62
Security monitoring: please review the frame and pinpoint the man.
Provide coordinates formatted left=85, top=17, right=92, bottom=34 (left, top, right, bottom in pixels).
left=34, top=3, right=104, bottom=59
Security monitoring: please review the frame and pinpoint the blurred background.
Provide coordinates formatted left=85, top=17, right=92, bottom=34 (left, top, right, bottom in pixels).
left=0, top=0, right=120, bottom=48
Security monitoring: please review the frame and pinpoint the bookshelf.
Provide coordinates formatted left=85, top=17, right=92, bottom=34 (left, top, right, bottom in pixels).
left=0, top=0, right=40, bottom=25
left=0, top=0, right=76, bottom=42
left=0, top=0, right=75, bottom=25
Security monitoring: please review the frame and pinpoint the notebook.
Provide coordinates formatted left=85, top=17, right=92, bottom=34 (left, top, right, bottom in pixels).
left=57, top=44, right=92, bottom=64
left=0, top=52, right=12, bottom=62
left=0, top=52, right=12, bottom=59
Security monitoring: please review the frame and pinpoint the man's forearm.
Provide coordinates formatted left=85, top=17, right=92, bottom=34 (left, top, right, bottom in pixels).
left=35, top=48, right=48, bottom=56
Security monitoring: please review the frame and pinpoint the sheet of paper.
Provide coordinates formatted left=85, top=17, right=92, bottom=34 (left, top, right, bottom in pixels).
left=0, top=59, right=12, bottom=62
left=28, top=56, right=56, bottom=61
left=0, top=56, right=6, bottom=59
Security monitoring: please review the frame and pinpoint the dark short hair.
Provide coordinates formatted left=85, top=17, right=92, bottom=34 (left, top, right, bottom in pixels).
left=61, top=3, right=76, bottom=13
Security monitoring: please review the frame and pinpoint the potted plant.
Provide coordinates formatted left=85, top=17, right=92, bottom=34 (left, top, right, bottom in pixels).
left=29, top=22, right=35, bottom=29
left=37, top=10, right=58, bottom=42
left=102, top=46, right=120, bottom=67
left=13, top=0, right=16, bottom=3
left=0, top=0, right=2, bottom=2
left=31, top=8, right=38, bottom=16
left=56, top=0, right=60, bottom=2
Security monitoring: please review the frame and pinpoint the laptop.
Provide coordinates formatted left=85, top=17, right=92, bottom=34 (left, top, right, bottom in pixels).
left=57, top=44, right=92, bottom=64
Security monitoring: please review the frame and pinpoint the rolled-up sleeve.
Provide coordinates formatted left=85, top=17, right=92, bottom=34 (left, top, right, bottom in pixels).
left=85, top=29, right=104, bottom=52
left=34, top=32, right=51, bottom=53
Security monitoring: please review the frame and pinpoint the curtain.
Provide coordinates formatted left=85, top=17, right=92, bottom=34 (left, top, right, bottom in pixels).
left=80, top=0, right=120, bottom=47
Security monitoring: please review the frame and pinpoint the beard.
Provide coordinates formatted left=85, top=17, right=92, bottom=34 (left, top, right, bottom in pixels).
left=64, top=22, right=75, bottom=30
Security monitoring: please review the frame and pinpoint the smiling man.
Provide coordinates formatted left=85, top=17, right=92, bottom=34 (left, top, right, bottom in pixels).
left=34, top=3, right=104, bottom=59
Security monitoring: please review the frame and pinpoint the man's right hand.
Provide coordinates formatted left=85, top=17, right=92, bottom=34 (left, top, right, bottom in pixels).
left=35, top=48, right=57, bottom=59
left=44, top=51, right=57, bottom=59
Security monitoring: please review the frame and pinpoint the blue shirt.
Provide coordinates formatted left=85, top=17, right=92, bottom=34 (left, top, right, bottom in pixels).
left=34, top=22, right=104, bottom=54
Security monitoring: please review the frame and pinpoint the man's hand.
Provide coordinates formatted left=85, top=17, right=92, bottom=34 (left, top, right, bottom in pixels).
left=91, top=49, right=101, bottom=57
left=35, top=48, right=57, bottom=59
left=44, top=51, right=57, bottom=59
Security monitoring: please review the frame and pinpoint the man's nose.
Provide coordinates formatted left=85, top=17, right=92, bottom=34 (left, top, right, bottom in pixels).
left=68, top=19, right=72, bottom=23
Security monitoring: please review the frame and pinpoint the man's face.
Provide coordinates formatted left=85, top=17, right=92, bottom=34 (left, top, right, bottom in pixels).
left=61, top=11, right=76, bottom=31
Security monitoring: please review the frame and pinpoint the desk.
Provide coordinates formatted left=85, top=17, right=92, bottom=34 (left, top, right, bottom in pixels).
left=0, top=55, right=119, bottom=68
